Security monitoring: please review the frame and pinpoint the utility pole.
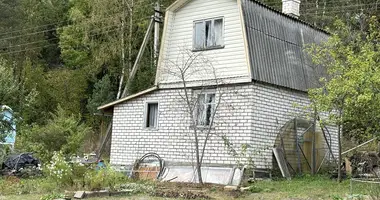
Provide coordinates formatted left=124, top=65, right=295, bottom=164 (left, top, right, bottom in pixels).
left=127, top=0, right=134, bottom=75
left=154, top=0, right=161, bottom=67
left=121, top=1, right=161, bottom=97
left=117, top=0, right=127, bottom=100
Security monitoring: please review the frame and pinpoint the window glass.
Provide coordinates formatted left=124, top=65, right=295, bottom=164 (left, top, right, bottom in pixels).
left=146, top=103, right=158, bottom=128
left=197, top=94, right=205, bottom=125
left=205, top=20, right=212, bottom=47
left=193, top=18, right=223, bottom=50
left=214, top=19, right=223, bottom=46
left=196, top=93, right=216, bottom=126
left=194, top=22, right=205, bottom=49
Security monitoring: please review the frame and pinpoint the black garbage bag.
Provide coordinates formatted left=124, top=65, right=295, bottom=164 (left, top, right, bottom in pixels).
left=3, top=152, right=40, bottom=171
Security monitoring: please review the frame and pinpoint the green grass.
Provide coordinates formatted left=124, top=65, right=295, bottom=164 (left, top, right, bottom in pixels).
left=0, top=175, right=358, bottom=200
left=249, top=175, right=351, bottom=199
left=0, top=194, right=166, bottom=200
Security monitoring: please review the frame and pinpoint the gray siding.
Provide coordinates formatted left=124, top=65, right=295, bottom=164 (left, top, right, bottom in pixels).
left=241, top=0, right=329, bottom=91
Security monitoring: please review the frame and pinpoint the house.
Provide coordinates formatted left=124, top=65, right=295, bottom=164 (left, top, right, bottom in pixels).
left=99, top=0, right=339, bottom=179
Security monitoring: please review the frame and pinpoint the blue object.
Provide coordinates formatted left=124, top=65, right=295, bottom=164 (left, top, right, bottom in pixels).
left=96, top=160, right=106, bottom=170
left=1, top=105, right=16, bottom=144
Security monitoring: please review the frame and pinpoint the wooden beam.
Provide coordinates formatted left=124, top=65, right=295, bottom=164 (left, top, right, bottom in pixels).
left=97, top=122, right=112, bottom=160
left=121, top=17, right=155, bottom=97
left=342, top=137, right=378, bottom=155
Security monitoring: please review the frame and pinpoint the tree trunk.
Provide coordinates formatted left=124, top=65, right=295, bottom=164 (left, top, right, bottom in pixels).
left=194, top=130, right=203, bottom=184
left=337, top=116, right=342, bottom=182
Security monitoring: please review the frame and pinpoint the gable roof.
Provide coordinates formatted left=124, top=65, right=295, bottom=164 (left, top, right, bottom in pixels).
left=242, top=0, right=329, bottom=91
left=167, top=0, right=327, bottom=33
left=168, top=0, right=328, bottom=92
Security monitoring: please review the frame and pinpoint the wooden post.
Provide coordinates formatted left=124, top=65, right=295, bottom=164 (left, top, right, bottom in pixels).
left=97, top=122, right=112, bottom=160
left=320, top=123, right=338, bottom=164
left=154, top=0, right=161, bottom=67
left=311, top=109, right=317, bottom=174
left=294, top=118, right=302, bottom=174
left=337, top=112, right=342, bottom=182
left=117, top=0, right=127, bottom=99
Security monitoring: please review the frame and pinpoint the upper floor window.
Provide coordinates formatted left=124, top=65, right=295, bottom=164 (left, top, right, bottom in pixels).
left=193, top=18, right=224, bottom=51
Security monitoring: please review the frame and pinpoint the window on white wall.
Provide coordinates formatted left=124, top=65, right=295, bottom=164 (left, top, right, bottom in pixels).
left=145, top=102, right=158, bottom=128
left=193, top=18, right=224, bottom=50
left=196, top=92, right=216, bottom=126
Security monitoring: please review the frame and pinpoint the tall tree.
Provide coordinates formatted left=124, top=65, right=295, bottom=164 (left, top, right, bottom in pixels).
left=307, top=16, right=380, bottom=181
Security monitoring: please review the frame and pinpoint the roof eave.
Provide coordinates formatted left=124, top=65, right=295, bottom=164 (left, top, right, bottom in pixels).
left=97, top=86, right=159, bottom=111
left=166, top=0, right=191, bottom=12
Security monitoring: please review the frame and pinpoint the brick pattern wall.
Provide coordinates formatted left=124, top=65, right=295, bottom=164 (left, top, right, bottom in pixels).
left=251, top=82, right=339, bottom=168
left=111, top=85, right=254, bottom=167
left=110, top=83, right=339, bottom=169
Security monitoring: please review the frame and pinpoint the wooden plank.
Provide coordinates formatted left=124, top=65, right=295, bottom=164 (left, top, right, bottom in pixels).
left=273, top=147, right=291, bottom=180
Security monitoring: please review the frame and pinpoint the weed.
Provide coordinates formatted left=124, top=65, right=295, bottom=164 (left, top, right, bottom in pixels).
left=39, top=193, right=64, bottom=200
left=331, top=194, right=344, bottom=200
left=248, top=185, right=263, bottom=193
left=84, top=165, right=129, bottom=191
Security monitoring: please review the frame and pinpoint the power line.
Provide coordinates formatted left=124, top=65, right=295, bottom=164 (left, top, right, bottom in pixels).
left=0, top=12, right=154, bottom=44
left=0, top=28, right=120, bottom=56
left=1, top=38, right=59, bottom=50
left=0, top=44, right=57, bottom=56
left=263, top=0, right=378, bottom=4
left=262, top=1, right=379, bottom=17
left=302, top=8, right=374, bottom=14
left=300, top=7, right=379, bottom=16
left=265, top=2, right=379, bottom=8
left=0, top=24, right=120, bottom=50
left=0, top=21, right=67, bottom=37
left=0, top=12, right=124, bottom=41
left=0, top=9, right=124, bottom=37
left=0, top=0, right=154, bottom=38
left=263, top=0, right=379, bottom=7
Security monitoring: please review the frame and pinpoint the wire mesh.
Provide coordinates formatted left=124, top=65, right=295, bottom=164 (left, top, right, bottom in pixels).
left=350, top=178, right=380, bottom=200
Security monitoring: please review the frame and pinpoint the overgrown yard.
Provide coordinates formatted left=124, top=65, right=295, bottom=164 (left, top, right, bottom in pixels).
left=0, top=176, right=357, bottom=200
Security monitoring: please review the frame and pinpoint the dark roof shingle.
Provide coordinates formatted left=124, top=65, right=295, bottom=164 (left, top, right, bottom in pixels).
left=242, top=0, right=329, bottom=91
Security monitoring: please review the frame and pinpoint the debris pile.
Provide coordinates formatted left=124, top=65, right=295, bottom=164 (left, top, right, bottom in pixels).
left=1, top=152, right=41, bottom=177
left=347, top=151, right=380, bottom=178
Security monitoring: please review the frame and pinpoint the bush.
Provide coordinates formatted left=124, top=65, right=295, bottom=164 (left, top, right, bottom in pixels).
left=18, top=106, right=92, bottom=163
left=45, top=152, right=73, bottom=186
left=85, top=165, right=129, bottom=191
left=71, top=163, right=88, bottom=188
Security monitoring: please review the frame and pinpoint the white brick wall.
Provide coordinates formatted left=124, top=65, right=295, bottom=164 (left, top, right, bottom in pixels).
left=110, top=82, right=339, bottom=169
left=251, top=83, right=339, bottom=168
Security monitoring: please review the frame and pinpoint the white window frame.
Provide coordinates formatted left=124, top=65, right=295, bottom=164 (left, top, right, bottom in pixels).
left=143, top=101, right=159, bottom=129
left=193, top=17, right=225, bottom=51
left=194, top=90, right=216, bottom=127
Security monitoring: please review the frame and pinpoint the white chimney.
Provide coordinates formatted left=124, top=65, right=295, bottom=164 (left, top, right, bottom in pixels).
left=282, top=0, right=301, bottom=18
